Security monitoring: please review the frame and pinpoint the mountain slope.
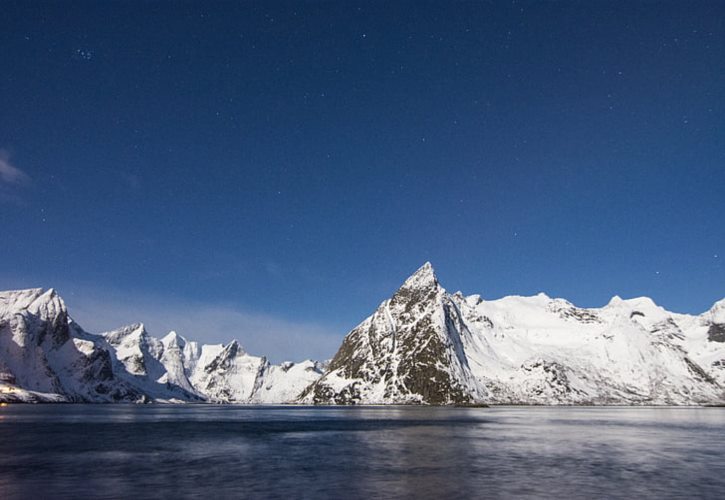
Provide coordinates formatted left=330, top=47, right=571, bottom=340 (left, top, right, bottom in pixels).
left=303, top=263, right=725, bottom=405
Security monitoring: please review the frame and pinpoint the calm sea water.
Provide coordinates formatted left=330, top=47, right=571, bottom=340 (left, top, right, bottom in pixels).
left=0, top=405, right=724, bottom=499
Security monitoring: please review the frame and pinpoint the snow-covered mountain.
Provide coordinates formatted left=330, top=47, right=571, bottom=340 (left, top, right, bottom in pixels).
left=303, top=263, right=725, bottom=405
left=0, top=289, right=142, bottom=402
left=0, top=288, right=323, bottom=403
left=3, top=265, right=724, bottom=405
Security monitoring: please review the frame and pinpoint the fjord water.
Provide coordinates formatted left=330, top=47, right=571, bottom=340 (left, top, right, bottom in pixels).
left=1, top=406, right=723, bottom=499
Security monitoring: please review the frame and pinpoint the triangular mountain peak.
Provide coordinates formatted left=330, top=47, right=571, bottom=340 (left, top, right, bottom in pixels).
left=399, top=261, right=439, bottom=291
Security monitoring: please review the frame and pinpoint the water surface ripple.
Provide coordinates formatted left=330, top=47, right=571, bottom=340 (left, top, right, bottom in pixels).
left=1, top=405, right=723, bottom=499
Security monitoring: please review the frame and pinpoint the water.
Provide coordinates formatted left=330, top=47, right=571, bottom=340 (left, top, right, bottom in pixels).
left=1, top=405, right=724, bottom=499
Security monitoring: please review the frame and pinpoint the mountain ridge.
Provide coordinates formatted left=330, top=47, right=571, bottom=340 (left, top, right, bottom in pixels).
left=1, top=264, right=724, bottom=404
left=0, top=287, right=322, bottom=403
left=304, top=263, right=725, bottom=405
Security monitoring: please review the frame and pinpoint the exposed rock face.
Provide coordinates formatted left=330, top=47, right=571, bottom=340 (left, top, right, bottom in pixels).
left=303, top=263, right=479, bottom=404
left=304, top=264, right=725, bottom=405
left=708, top=324, right=725, bottom=343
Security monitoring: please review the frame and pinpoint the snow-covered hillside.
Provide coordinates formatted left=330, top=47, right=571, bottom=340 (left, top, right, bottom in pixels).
left=303, top=263, right=725, bottom=405
left=0, top=288, right=322, bottom=403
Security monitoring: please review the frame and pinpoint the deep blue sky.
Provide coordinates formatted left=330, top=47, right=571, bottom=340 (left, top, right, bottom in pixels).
left=1, top=1, right=723, bottom=360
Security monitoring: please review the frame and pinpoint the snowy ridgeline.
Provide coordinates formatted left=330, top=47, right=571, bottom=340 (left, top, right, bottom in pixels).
left=0, top=288, right=323, bottom=403
left=304, top=263, right=725, bottom=405
left=2, top=264, right=725, bottom=404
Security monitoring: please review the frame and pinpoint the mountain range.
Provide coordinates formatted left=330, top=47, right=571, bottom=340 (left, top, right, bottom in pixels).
left=2, top=263, right=724, bottom=405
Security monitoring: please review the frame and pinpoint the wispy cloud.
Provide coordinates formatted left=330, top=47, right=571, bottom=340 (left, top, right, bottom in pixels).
left=63, top=287, right=345, bottom=364
left=0, top=150, right=30, bottom=185
left=0, top=150, right=31, bottom=205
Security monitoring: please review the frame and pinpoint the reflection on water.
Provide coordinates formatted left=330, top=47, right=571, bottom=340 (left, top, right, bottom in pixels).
left=0, top=405, right=724, bottom=499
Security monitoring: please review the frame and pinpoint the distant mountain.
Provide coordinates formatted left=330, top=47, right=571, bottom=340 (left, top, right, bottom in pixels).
left=2, top=265, right=724, bottom=405
left=302, top=263, right=725, bottom=405
left=0, top=288, right=323, bottom=403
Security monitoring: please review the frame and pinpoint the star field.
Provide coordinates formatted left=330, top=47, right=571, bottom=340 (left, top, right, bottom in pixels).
left=0, top=1, right=723, bottom=356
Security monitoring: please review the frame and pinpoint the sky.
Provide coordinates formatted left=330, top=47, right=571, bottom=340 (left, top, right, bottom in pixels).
left=1, top=1, right=723, bottom=362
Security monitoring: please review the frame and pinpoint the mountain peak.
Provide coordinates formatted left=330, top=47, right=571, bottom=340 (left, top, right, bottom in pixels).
left=0, top=288, right=64, bottom=318
left=401, top=261, right=438, bottom=290
left=162, top=330, right=186, bottom=348
left=709, top=297, right=725, bottom=311
left=606, top=295, right=660, bottom=311
left=608, top=295, right=623, bottom=306
left=103, top=323, right=148, bottom=343
left=222, top=339, right=243, bottom=357
left=708, top=298, right=725, bottom=323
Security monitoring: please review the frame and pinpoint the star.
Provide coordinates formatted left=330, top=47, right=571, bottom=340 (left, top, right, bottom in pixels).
left=75, top=48, right=93, bottom=60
